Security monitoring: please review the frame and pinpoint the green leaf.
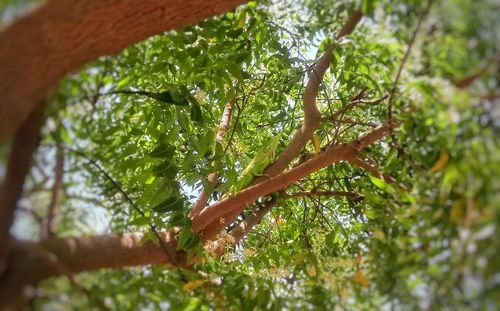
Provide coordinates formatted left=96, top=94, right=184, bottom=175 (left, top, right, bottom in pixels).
left=130, top=216, right=151, bottom=226
left=369, top=176, right=394, bottom=194
left=59, top=125, right=72, bottom=145
left=183, top=298, right=201, bottom=311
left=152, top=197, right=184, bottom=213
left=149, top=88, right=189, bottom=106
left=177, top=228, right=200, bottom=250
left=169, top=212, right=192, bottom=226
left=150, top=143, right=176, bottom=158
left=152, top=160, right=179, bottom=179
left=190, top=104, right=203, bottom=122
left=362, top=0, right=377, bottom=16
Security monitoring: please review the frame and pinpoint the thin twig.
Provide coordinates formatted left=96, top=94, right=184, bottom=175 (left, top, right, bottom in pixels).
left=387, top=0, right=434, bottom=126
left=44, top=136, right=65, bottom=239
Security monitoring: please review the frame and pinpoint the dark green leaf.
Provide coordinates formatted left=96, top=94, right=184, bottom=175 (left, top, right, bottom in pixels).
left=190, top=104, right=203, bottom=122
left=177, top=228, right=200, bottom=250
left=152, top=197, right=184, bottom=213
left=152, top=160, right=178, bottom=179
left=150, top=143, right=176, bottom=158
left=169, top=212, right=191, bottom=226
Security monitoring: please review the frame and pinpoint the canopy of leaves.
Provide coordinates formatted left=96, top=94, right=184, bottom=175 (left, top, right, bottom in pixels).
left=3, top=0, right=499, bottom=309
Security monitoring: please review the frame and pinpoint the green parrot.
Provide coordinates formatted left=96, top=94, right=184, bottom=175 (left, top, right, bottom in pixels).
left=230, top=136, right=280, bottom=194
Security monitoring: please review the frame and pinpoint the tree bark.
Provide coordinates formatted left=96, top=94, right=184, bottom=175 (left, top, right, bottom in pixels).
left=194, top=123, right=393, bottom=240
left=0, top=122, right=393, bottom=307
left=0, top=232, right=184, bottom=306
left=0, top=105, right=44, bottom=274
left=0, top=0, right=248, bottom=141
left=197, top=10, right=363, bottom=241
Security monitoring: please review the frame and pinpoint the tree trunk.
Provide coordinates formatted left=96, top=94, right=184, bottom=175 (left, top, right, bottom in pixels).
left=0, top=105, right=44, bottom=274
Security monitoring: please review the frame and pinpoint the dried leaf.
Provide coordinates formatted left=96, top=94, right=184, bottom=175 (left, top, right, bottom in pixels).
left=429, top=150, right=449, bottom=173
left=183, top=280, right=206, bottom=292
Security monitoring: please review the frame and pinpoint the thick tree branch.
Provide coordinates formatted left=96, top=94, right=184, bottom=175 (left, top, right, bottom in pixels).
left=259, top=9, right=362, bottom=180
left=0, top=105, right=44, bottom=274
left=206, top=200, right=277, bottom=256
left=193, top=122, right=393, bottom=240
left=0, top=124, right=393, bottom=303
left=0, top=0, right=248, bottom=141
left=0, top=232, right=185, bottom=305
left=197, top=10, right=363, bottom=242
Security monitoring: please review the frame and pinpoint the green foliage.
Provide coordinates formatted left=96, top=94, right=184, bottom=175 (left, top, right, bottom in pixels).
left=6, top=0, right=499, bottom=309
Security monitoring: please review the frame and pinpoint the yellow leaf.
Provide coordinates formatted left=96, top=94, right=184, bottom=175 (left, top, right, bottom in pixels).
left=471, top=200, right=480, bottom=210
left=306, top=264, right=317, bottom=277
left=464, top=201, right=481, bottom=227
left=449, top=200, right=465, bottom=224
left=372, top=229, right=385, bottom=241
left=183, top=280, right=206, bottom=292
left=429, top=150, right=449, bottom=173
left=311, top=135, right=320, bottom=155
left=236, top=11, right=246, bottom=29
left=275, top=216, right=285, bottom=226
left=355, top=270, right=369, bottom=287
left=354, top=255, right=362, bottom=268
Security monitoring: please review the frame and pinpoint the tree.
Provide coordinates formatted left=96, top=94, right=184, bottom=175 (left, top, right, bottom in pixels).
left=1, top=0, right=499, bottom=309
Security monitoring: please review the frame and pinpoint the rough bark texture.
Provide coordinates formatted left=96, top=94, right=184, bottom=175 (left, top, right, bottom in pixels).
left=0, top=232, right=184, bottom=305
left=0, top=105, right=44, bottom=274
left=0, top=0, right=248, bottom=141
left=0, top=123, right=393, bottom=304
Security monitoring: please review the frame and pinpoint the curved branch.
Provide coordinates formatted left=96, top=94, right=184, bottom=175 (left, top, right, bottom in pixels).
left=260, top=9, right=362, bottom=179
left=0, top=0, right=248, bottom=140
left=196, top=10, right=363, bottom=243
left=193, top=122, right=393, bottom=240
left=0, top=122, right=394, bottom=304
